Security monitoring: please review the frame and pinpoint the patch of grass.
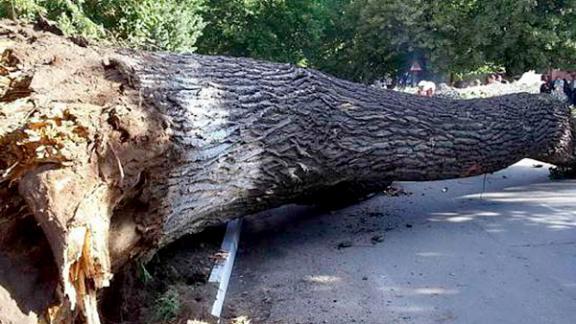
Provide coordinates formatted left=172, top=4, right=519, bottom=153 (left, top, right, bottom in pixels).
left=153, top=288, right=181, bottom=322
left=138, top=261, right=153, bottom=284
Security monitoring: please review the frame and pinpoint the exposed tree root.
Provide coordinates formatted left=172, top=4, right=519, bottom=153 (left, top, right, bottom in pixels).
left=19, top=166, right=114, bottom=324
left=0, top=21, right=166, bottom=323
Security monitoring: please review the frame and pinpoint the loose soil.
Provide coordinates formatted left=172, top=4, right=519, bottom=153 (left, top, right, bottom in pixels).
left=101, top=226, right=224, bottom=324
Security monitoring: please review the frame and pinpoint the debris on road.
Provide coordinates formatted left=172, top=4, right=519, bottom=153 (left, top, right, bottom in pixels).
left=383, top=186, right=412, bottom=196
left=371, top=235, right=385, bottom=244
left=337, top=241, right=353, bottom=249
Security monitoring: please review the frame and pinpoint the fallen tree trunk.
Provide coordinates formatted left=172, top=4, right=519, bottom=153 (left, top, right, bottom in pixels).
left=115, top=50, right=574, bottom=243
left=0, top=22, right=574, bottom=323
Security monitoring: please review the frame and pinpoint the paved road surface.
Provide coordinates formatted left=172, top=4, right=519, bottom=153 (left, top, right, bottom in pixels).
left=224, top=159, right=576, bottom=324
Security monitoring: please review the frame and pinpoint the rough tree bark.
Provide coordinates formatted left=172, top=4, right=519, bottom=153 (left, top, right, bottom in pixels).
left=115, top=51, right=573, bottom=244
left=0, top=22, right=574, bottom=323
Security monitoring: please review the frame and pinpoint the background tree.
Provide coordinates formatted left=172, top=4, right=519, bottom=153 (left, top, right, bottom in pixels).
left=1, top=0, right=207, bottom=52
left=475, top=0, right=576, bottom=75
left=83, top=0, right=206, bottom=52
left=2, top=0, right=575, bottom=82
left=196, top=0, right=336, bottom=66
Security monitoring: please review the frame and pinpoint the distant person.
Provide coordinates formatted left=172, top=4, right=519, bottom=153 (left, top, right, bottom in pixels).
left=553, top=76, right=564, bottom=88
left=399, top=72, right=410, bottom=88
left=564, top=75, right=573, bottom=103
left=552, top=77, right=568, bottom=101
left=540, top=75, right=552, bottom=94
left=385, top=76, right=396, bottom=89
left=570, top=73, right=576, bottom=105
left=486, top=74, right=496, bottom=85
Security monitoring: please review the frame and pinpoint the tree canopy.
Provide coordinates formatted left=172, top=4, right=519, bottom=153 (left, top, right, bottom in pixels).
left=2, top=0, right=576, bottom=82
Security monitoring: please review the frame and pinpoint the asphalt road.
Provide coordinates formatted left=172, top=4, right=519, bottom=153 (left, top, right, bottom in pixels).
left=224, top=159, right=576, bottom=324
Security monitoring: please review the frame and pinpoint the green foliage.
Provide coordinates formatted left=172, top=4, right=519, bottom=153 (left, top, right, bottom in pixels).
left=452, top=63, right=506, bottom=83
left=196, top=0, right=336, bottom=65
left=1, top=0, right=575, bottom=82
left=83, top=0, right=206, bottom=52
left=464, top=0, right=576, bottom=76
left=153, top=288, right=181, bottom=322
left=310, top=0, right=576, bottom=82
left=1, top=0, right=206, bottom=52
left=139, top=261, right=153, bottom=284
left=330, top=0, right=576, bottom=82
left=53, top=1, right=105, bottom=39
left=2, top=0, right=105, bottom=38
left=1, top=0, right=45, bottom=20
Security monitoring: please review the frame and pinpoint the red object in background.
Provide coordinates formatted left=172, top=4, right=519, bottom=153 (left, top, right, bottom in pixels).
left=410, top=61, right=423, bottom=72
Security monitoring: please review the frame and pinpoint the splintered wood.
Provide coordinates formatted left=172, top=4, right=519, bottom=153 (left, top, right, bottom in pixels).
left=0, top=46, right=32, bottom=102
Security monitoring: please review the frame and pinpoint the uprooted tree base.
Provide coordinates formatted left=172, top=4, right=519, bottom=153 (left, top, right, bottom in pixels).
left=0, top=21, right=170, bottom=323
left=1, top=20, right=575, bottom=323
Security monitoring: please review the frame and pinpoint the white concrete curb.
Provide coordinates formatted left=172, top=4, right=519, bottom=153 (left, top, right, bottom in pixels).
left=209, top=218, right=243, bottom=319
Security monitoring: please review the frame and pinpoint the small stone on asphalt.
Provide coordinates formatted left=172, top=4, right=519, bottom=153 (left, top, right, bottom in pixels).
left=371, top=235, right=384, bottom=244
left=337, top=241, right=353, bottom=249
